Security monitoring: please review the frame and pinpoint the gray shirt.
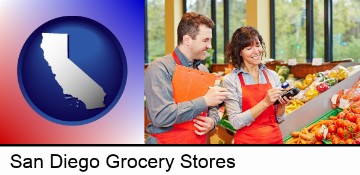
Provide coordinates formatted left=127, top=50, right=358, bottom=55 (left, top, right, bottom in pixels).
left=144, top=47, right=219, bottom=138
left=221, top=63, right=286, bottom=130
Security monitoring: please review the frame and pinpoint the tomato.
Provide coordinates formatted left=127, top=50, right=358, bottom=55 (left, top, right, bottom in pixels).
left=356, top=118, right=360, bottom=124
left=356, top=138, right=360, bottom=144
left=346, top=122, right=358, bottom=133
left=345, top=138, right=355, bottom=144
left=326, top=133, right=331, bottom=140
left=343, top=120, right=350, bottom=129
left=337, top=112, right=346, bottom=119
left=315, top=141, right=323, bottom=144
left=343, top=130, right=351, bottom=139
left=357, top=123, right=360, bottom=132
left=355, top=114, right=360, bottom=122
left=315, top=132, right=324, bottom=141
left=350, top=103, right=360, bottom=114
left=328, top=125, right=337, bottom=133
left=336, top=119, right=344, bottom=128
left=331, top=134, right=338, bottom=141
left=332, top=138, right=340, bottom=144
left=337, top=128, right=344, bottom=138
left=346, top=113, right=357, bottom=123
left=354, top=132, right=360, bottom=139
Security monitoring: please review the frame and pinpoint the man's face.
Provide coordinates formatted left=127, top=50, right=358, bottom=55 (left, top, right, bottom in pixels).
left=188, top=25, right=212, bottom=60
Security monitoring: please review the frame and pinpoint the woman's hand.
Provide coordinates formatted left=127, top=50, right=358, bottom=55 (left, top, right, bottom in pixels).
left=276, top=96, right=292, bottom=108
left=263, top=88, right=283, bottom=106
left=275, top=96, right=293, bottom=117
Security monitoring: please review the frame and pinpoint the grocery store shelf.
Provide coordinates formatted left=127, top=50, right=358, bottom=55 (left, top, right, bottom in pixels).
left=279, top=69, right=360, bottom=139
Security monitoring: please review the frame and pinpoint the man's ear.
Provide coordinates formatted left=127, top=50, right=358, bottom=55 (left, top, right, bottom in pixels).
left=183, top=35, right=191, bottom=46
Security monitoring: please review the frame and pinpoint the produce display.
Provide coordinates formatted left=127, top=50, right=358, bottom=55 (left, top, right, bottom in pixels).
left=326, top=107, right=360, bottom=144
left=285, top=106, right=360, bottom=144
left=331, top=80, right=360, bottom=109
left=213, top=63, right=360, bottom=144
left=285, top=78, right=360, bottom=144
left=284, top=66, right=353, bottom=115
left=285, top=118, right=334, bottom=144
left=275, top=66, right=290, bottom=83
left=294, top=67, right=348, bottom=102
left=285, top=99, right=304, bottom=115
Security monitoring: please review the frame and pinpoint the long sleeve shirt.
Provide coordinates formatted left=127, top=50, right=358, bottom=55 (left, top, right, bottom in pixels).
left=221, top=63, right=286, bottom=130
left=144, top=47, right=220, bottom=135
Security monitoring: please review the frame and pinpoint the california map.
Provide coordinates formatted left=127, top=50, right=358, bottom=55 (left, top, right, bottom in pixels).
left=40, top=33, right=106, bottom=109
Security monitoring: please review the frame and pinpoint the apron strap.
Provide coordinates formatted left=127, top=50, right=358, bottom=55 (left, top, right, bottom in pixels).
left=172, top=51, right=181, bottom=65
left=151, top=50, right=208, bottom=144
left=238, top=69, right=270, bottom=86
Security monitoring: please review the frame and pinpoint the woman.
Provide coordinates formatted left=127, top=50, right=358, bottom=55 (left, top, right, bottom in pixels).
left=222, top=26, right=290, bottom=144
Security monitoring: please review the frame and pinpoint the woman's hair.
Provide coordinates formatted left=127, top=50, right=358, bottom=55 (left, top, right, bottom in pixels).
left=177, top=12, right=215, bottom=45
left=225, top=26, right=266, bottom=68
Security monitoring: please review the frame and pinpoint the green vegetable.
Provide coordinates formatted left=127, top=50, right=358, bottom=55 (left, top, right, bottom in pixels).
left=275, top=65, right=281, bottom=73
left=279, top=75, right=285, bottom=83
left=316, top=72, right=324, bottom=78
left=325, top=78, right=337, bottom=86
left=277, top=66, right=290, bottom=79
left=320, top=76, right=329, bottom=82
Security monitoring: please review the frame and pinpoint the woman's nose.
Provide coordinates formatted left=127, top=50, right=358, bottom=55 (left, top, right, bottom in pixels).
left=256, top=47, right=263, bottom=53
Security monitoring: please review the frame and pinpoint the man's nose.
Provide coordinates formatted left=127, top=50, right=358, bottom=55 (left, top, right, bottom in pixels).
left=207, top=44, right=212, bottom=49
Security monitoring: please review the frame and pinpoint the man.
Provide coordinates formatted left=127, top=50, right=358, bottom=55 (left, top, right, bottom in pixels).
left=144, top=12, right=228, bottom=144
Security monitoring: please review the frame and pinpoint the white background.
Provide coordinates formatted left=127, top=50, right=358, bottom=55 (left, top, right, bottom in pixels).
left=1, top=146, right=359, bottom=175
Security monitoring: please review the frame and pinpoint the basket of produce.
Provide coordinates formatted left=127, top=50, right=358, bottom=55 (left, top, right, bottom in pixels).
left=284, top=108, right=343, bottom=144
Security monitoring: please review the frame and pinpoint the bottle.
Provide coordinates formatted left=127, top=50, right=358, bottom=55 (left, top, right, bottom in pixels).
left=274, top=87, right=300, bottom=105
left=281, top=81, right=290, bottom=90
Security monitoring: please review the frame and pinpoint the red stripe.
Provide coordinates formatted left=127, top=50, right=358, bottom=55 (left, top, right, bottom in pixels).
left=172, top=51, right=181, bottom=65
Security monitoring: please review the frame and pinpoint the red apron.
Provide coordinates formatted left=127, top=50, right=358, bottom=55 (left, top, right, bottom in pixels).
left=151, top=51, right=207, bottom=144
left=234, top=70, right=283, bottom=144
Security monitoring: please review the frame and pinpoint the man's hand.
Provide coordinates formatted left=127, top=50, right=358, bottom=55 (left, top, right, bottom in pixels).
left=193, top=116, right=214, bottom=135
left=204, top=86, right=228, bottom=106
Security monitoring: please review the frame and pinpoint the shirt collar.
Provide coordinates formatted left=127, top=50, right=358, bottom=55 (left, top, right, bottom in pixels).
left=236, top=63, right=266, bottom=74
left=174, top=47, right=201, bottom=68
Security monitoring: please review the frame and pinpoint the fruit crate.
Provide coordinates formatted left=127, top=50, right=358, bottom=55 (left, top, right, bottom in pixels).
left=283, top=108, right=343, bottom=144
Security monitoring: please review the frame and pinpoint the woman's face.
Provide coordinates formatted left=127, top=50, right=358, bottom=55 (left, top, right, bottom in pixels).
left=240, top=37, right=263, bottom=66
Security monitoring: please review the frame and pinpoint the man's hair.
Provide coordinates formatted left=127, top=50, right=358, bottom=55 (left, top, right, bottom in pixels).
left=226, top=26, right=266, bottom=69
left=177, top=12, right=215, bottom=45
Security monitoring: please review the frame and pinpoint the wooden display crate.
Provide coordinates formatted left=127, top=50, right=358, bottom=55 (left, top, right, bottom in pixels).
left=209, top=125, right=234, bottom=144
